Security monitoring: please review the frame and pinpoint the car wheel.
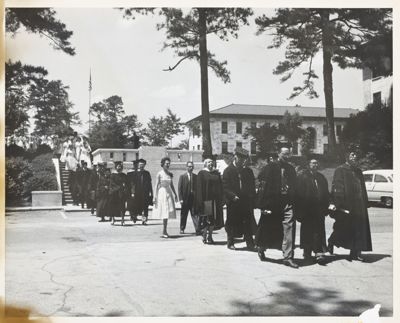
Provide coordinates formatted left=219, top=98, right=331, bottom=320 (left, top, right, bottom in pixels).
left=383, top=197, right=393, bottom=208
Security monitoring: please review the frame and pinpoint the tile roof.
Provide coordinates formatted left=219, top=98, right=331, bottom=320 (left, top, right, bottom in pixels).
left=187, top=103, right=358, bottom=122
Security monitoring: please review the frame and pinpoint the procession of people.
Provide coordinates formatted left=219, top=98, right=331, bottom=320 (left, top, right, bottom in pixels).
left=64, top=145, right=372, bottom=268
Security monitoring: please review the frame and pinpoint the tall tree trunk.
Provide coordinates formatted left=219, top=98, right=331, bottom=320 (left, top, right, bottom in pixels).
left=321, top=10, right=337, bottom=157
left=198, top=8, right=213, bottom=159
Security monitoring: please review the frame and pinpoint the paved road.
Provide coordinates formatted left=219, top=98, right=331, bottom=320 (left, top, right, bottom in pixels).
left=5, top=207, right=393, bottom=317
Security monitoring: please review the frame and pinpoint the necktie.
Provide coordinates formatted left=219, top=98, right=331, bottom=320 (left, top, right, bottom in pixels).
left=189, top=174, right=192, bottom=193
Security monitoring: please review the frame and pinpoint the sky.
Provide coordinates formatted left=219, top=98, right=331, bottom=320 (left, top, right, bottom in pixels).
left=5, top=7, right=365, bottom=145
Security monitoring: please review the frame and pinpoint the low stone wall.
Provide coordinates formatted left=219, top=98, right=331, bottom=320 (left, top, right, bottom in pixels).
left=32, top=191, right=63, bottom=207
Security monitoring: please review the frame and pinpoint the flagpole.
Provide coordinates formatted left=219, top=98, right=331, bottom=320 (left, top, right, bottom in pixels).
left=89, top=68, right=92, bottom=134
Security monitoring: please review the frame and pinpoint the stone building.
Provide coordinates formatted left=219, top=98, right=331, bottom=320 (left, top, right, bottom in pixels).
left=187, top=104, right=358, bottom=156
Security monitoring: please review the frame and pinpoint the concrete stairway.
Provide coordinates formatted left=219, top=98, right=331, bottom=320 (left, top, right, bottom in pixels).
left=59, top=162, right=74, bottom=205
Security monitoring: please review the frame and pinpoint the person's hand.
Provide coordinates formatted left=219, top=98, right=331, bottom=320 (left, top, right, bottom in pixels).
left=233, top=196, right=240, bottom=201
left=328, top=204, right=336, bottom=212
left=131, top=193, right=135, bottom=197
left=180, top=200, right=184, bottom=204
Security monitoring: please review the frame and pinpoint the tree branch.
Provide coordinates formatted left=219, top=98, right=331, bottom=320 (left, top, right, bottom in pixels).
left=163, top=54, right=197, bottom=71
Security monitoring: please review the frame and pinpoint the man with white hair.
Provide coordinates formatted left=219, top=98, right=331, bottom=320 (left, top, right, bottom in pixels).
left=255, top=147, right=298, bottom=268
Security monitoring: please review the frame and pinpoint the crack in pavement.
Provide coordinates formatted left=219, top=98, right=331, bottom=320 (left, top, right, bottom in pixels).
left=40, top=254, right=87, bottom=316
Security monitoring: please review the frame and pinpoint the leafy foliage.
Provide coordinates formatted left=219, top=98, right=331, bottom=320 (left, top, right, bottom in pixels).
left=88, top=96, right=142, bottom=150
left=6, top=60, right=79, bottom=141
left=6, top=157, right=33, bottom=204
left=341, top=101, right=392, bottom=168
left=5, top=60, right=47, bottom=137
left=243, top=122, right=279, bottom=158
left=256, top=9, right=391, bottom=98
left=256, top=8, right=392, bottom=155
left=6, top=8, right=75, bottom=55
left=279, top=111, right=305, bottom=149
left=143, top=109, right=184, bottom=146
left=31, top=79, right=79, bottom=138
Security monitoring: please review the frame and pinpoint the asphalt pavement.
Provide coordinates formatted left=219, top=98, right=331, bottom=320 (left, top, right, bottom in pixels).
left=4, top=207, right=393, bottom=317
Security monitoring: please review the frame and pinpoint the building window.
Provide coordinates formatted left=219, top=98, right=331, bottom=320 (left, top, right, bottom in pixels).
left=323, top=124, right=328, bottom=136
left=251, top=122, right=257, bottom=129
left=123, top=152, right=127, bottom=162
left=222, top=121, right=228, bottom=134
left=373, top=92, right=382, bottom=105
left=193, top=146, right=195, bottom=150
left=336, top=125, right=342, bottom=136
left=306, top=127, right=317, bottom=150
left=193, top=126, right=200, bottom=137
left=197, top=145, right=201, bottom=150
left=236, top=141, right=242, bottom=148
left=222, top=142, right=228, bottom=154
left=251, top=141, right=257, bottom=155
left=110, top=152, right=114, bottom=159
left=236, top=122, right=242, bottom=134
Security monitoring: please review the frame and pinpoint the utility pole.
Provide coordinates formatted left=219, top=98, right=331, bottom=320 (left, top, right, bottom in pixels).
left=88, top=68, right=92, bottom=134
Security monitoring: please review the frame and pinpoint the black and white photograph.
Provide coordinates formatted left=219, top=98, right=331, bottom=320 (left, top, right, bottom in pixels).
left=3, top=0, right=397, bottom=321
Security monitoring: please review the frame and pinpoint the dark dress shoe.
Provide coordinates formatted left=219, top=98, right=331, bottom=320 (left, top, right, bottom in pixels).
left=207, top=235, right=215, bottom=245
left=257, top=250, right=266, bottom=261
left=316, top=256, right=327, bottom=265
left=327, top=243, right=334, bottom=255
left=283, top=259, right=299, bottom=268
left=227, top=244, right=236, bottom=250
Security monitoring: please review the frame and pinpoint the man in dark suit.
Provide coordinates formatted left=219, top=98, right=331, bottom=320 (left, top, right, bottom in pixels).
left=131, top=159, right=153, bottom=225
left=255, top=147, right=298, bottom=268
left=178, top=161, right=200, bottom=234
left=223, top=147, right=256, bottom=250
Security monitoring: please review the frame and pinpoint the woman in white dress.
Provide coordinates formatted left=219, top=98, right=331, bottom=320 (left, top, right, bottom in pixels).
left=153, top=157, right=178, bottom=238
left=74, top=137, right=83, bottom=163
left=80, top=140, right=92, bottom=168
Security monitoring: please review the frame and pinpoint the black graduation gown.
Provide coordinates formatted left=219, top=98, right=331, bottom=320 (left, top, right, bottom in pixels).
left=328, top=164, right=372, bottom=251
left=294, top=169, right=330, bottom=253
left=223, top=164, right=257, bottom=237
left=254, top=161, right=297, bottom=250
left=109, top=172, right=129, bottom=217
left=195, top=169, right=224, bottom=230
left=96, top=174, right=110, bottom=218
left=131, top=170, right=153, bottom=215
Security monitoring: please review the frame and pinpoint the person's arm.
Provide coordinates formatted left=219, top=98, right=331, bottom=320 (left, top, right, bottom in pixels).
left=178, top=174, right=184, bottom=202
left=222, top=167, right=238, bottom=201
left=331, top=167, right=346, bottom=210
left=153, top=173, right=160, bottom=205
left=170, top=177, right=178, bottom=202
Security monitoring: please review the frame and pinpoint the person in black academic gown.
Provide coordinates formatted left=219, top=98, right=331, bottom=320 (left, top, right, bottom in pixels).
left=327, top=151, right=372, bottom=261
left=109, top=161, right=129, bottom=225
left=223, top=147, right=257, bottom=250
left=255, top=147, right=298, bottom=268
left=195, top=159, right=224, bottom=244
left=131, top=159, right=153, bottom=225
left=96, top=167, right=111, bottom=222
left=294, top=159, right=330, bottom=264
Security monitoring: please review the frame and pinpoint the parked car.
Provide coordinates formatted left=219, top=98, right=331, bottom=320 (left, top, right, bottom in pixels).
left=363, top=169, right=393, bottom=208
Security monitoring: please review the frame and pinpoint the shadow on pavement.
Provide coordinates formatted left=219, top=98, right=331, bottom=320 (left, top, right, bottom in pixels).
left=226, top=281, right=392, bottom=316
left=324, top=253, right=391, bottom=264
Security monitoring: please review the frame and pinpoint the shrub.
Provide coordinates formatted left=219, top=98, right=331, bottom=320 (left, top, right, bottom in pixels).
left=24, top=153, right=58, bottom=194
left=6, top=157, right=33, bottom=205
